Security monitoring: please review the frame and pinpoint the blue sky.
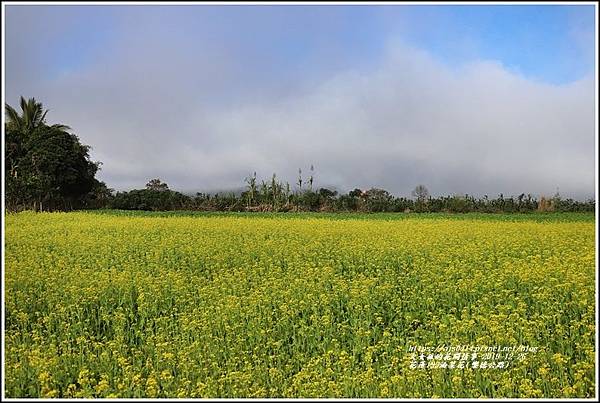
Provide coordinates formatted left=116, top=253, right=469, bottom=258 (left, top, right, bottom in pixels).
left=386, top=4, right=595, bottom=84
left=4, top=4, right=597, bottom=198
left=7, top=4, right=595, bottom=85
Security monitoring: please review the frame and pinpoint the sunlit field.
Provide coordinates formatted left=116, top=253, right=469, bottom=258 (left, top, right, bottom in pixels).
left=4, top=211, right=596, bottom=398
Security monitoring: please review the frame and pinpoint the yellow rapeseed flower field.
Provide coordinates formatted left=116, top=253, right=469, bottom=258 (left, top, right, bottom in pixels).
left=4, top=211, right=596, bottom=398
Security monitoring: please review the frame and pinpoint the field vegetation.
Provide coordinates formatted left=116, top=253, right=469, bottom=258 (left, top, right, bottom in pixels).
left=4, top=211, right=595, bottom=398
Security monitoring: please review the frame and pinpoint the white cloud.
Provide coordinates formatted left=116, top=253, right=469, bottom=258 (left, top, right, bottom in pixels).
left=154, top=42, right=593, bottom=198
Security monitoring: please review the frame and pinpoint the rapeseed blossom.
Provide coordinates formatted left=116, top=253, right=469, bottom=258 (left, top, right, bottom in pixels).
left=4, top=211, right=595, bottom=397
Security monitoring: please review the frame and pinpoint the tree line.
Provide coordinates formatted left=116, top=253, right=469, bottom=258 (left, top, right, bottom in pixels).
left=4, top=97, right=595, bottom=214
left=106, top=176, right=594, bottom=213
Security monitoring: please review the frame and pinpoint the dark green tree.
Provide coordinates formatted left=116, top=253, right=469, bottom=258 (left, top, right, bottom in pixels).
left=146, top=178, right=169, bottom=192
left=5, top=97, right=103, bottom=211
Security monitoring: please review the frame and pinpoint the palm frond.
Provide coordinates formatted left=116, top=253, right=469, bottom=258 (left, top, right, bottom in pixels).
left=5, top=104, right=22, bottom=128
left=19, top=96, right=27, bottom=113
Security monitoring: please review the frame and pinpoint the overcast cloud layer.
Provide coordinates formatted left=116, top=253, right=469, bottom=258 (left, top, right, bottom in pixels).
left=4, top=5, right=596, bottom=199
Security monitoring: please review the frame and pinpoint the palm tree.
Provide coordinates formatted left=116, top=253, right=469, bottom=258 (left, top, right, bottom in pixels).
left=5, top=97, right=72, bottom=212
left=5, top=96, right=70, bottom=132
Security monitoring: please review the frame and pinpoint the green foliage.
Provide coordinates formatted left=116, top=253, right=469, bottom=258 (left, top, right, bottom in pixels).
left=103, top=172, right=594, bottom=214
left=5, top=97, right=104, bottom=211
left=363, top=188, right=394, bottom=212
left=145, top=178, right=169, bottom=192
left=110, top=188, right=190, bottom=211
